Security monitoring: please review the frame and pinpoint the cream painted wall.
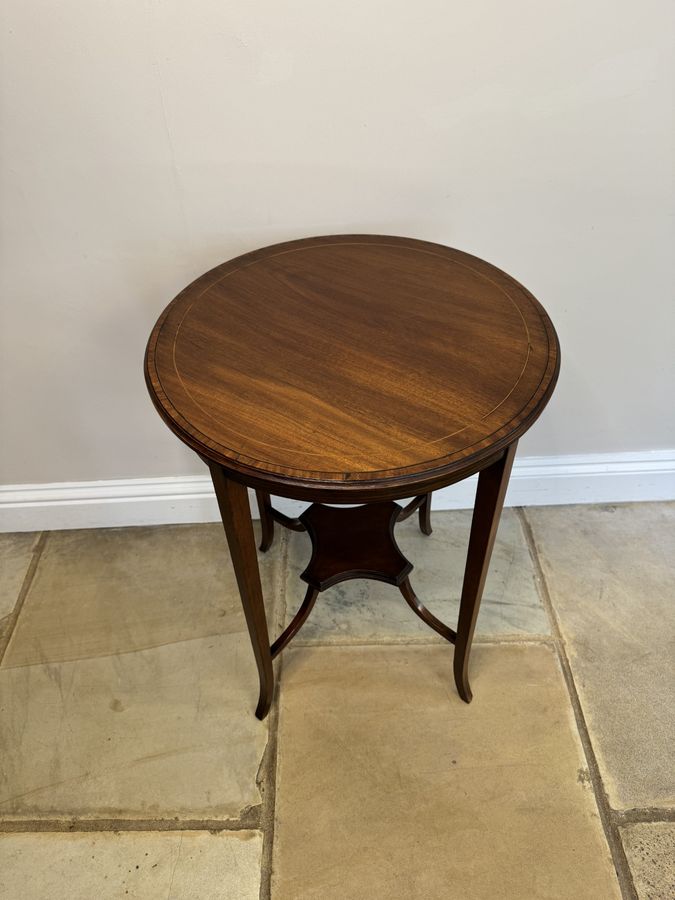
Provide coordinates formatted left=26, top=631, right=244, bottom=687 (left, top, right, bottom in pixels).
left=1, top=1, right=674, bottom=485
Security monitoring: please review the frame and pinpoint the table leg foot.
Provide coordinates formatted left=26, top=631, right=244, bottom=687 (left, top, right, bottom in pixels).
left=210, top=465, right=274, bottom=720
left=453, top=442, right=517, bottom=704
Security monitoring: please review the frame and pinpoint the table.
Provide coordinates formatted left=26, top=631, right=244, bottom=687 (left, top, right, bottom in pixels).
left=144, top=235, right=560, bottom=719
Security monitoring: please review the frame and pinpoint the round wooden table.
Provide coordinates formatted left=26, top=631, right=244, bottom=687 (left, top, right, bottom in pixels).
left=145, top=235, right=560, bottom=719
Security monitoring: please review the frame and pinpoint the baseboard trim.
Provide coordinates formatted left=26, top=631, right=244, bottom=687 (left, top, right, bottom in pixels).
left=1, top=451, right=673, bottom=532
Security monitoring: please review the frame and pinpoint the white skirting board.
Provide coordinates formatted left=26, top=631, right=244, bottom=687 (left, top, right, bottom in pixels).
left=1, top=450, right=674, bottom=533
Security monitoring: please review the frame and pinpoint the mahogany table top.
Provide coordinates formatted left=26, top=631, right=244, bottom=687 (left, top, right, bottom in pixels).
left=145, top=235, right=559, bottom=499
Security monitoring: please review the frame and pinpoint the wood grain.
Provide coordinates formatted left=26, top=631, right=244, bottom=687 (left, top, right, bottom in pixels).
left=145, top=235, right=559, bottom=501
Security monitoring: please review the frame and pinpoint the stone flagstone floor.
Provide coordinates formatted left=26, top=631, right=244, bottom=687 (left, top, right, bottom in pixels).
left=0, top=503, right=673, bottom=898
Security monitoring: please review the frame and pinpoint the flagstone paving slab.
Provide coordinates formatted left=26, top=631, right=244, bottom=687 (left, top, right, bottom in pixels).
left=620, top=822, right=675, bottom=900
left=0, top=523, right=280, bottom=820
left=3, top=523, right=280, bottom=667
left=0, top=830, right=262, bottom=899
left=0, top=532, right=40, bottom=636
left=525, top=503, right=675, bottom=810
left=272, top=643, right=620, bottom=900
left=0, top=632, right=268, bottom=820
left=284, top=509, right=548, bottom=644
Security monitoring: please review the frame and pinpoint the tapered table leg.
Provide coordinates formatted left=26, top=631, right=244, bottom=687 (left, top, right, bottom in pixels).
left=255, top=490, right=275, bottom=551
left=210, top=465, right=274, bottom=720
left=454, top=442, right=517, bottom=703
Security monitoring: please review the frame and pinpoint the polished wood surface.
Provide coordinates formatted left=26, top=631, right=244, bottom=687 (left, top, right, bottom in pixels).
left=299, top=501, right=412, bottom=591
left=278, top=499, right=456, bottom=654
left=454, top=441, right=517, bottom=702
left=145, top=235, right=559, bottom=500
left=209, top=464, right=273, bottom=719
left=145, top=236, right=560, bottom=718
